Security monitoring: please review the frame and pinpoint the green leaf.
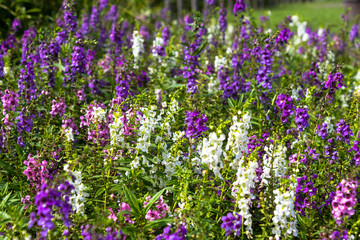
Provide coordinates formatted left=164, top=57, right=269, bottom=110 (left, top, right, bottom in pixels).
left=118, top=210, right=133, bottom=215
left=144, top=217, right=174, bottom=229
left=114, top=167, right=131, bottom=172
left=123, top=186, right=140, bottom=217
left=94, top=188, right=105, bottom=198
left=110, top=185, right=123, bottom=195
left=143, top=188, right=168, bottom=214
left=0, top=159, right=16, bottom=176
left=0, top=193, right=11, bottom=208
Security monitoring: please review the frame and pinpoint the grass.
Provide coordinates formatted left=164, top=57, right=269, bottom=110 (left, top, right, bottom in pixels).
left=252, top=0, right=345, bottom=31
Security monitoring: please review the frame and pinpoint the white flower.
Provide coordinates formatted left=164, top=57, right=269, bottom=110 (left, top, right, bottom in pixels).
left=200, top=132, right=225, bottom=179
left=355, top=70, right=360, bottom=81
left=152, top=37, right=164, bottom=58
left=324, top=116, right=334, bottom=133
left=272, top=178, right=297, bottom=239
left=132, top=30, right=144, bottom=63
left=64, top=128, right=74, bottom=142
left=261, top=144, right=287, bottom=187
left=225, top=113, right=252, bottom=169
left=232, top=159, right=258, bottom=235
left=64, top=167, right=89, bottom=216
left=93, top=106, right=107, bottom=122
left=290, top=84, right=303, bottom=101
left=109, top=115, right=125, bottom=146
left=214, top=56, right=226, bottom=71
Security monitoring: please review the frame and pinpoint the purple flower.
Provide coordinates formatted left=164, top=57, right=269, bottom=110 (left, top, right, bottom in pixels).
left=90, top=5, right=99, bottom=31
left=184, top=111, right=208, bottom=138
left=99, top=0, right=109, bottom=12
left=350, top=24, right=359, bottom=42
left=64, top=10, right=77, bottom=32
left=295, top=107, right=310, bottom=132
left=206, top=0, right=215, bottom=5
left=1, top=89, right=19, bottom=115
left=317, top=123, right=328, bottom=139
left=12, top=18, right=21, bottom=32
left=322, top=72, right=345, bottom=103
left=233, top=0, right=246, bottom=15
left=221, top=212, right=242, bottom=236
left=336, top=119, right=353, bottom=145
left=155, top=225, right=187, bottom=240
left=50, top=98, right=66, bottom=118
left=275, top=94, right=294, bottom=123
left=69, top=40, right=86, bottom=82
left=276, top=28, right=293, bottom=46
left=219, top=6, right=227, bottom=40
left=256, top=42, right=273, bottom=90
left=29, top=182, right=74, bottom=237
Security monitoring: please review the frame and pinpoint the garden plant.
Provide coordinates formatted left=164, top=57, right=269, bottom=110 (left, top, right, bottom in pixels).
left=1, top=0, right=360, bottom=239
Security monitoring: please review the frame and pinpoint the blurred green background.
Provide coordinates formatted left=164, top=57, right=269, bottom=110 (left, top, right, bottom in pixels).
left=0, top=0, right=347, bottom=39
left=253, top=0, right=345, bottom=31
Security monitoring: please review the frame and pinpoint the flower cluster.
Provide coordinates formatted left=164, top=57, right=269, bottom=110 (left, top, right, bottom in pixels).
left=64, top=165, right=89, bottom=215
left=144, top=195, right=169, bottom=221
left=225, top=113, right=251, bottom=168
left=155, top=225, right=187, bottom=240
left=295, top=107, right=310, bottom=132
left=220, top=212, right=242, bottom=236
left=184, top=111, right=208, bottom=139
left=29, top=181, right=74, bottom=237
left=50, top=98, right=66, bottom=118
left=232, top=160, right=258, bottom=235
left=1, top=89, right=19, bottom=115
left=272, top=178, right=298, bottom=239
left=275, top=94, right=294, bottom=123
left=332, top=178, right=358, bottom=224
left=200, top=132, right=225, bottom=178
left=23, top=154, right=50, bottom=189
left=336, top=119, right=353, bottom=145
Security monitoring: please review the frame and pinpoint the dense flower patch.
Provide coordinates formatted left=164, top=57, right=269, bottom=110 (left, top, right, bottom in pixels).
left=1, top=0, right=360, bottom=239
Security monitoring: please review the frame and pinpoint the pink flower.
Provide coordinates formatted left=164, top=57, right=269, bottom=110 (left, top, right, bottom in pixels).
left=108, top=208, right=118, bottom=222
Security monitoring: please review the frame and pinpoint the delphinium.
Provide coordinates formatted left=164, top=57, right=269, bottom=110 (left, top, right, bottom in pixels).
left=256, top=40, right=274, bottom=90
